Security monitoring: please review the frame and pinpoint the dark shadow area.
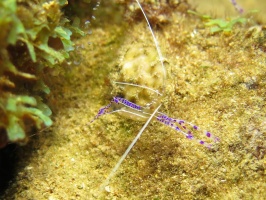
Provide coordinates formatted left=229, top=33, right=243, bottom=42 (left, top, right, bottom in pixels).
left=0, top=144, right=18, bottom=196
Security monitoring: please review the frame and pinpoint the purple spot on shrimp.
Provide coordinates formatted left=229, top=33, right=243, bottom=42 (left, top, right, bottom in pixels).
left=193, top=125, right=198, bottom=130
left=200, top=140, right=205, bottom=145
left=179, top=120, right=184, bottom=125
left=98, top=108, right=105, bottom=115
left=187, top=134, right=193, bottom=139
left=206, top=132, right=211, bottom=138
left=113, top=97, right=119, bottom=103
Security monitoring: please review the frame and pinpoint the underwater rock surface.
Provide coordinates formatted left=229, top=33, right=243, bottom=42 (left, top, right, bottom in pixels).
left=1, top=0, right=266, bottom=199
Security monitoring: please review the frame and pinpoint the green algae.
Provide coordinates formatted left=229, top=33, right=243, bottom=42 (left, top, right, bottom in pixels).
left=0, top=0, right=84, bottom=147
left=188, top=10, right=247, bottom=34
left=1, top=0, right=266, bottom=199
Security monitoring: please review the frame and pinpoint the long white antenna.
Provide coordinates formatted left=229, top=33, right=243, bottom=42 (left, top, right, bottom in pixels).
left=100, top=104, right=161, bottom=190
left=135, top=0, right=167, bottom=90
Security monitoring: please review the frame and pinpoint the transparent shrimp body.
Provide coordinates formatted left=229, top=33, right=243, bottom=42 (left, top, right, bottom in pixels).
left=91, top=96, right=219, bottom=148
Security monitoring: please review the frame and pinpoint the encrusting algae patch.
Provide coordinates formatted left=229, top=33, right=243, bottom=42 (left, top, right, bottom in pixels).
left=2, top=0, right=266, bottom=199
